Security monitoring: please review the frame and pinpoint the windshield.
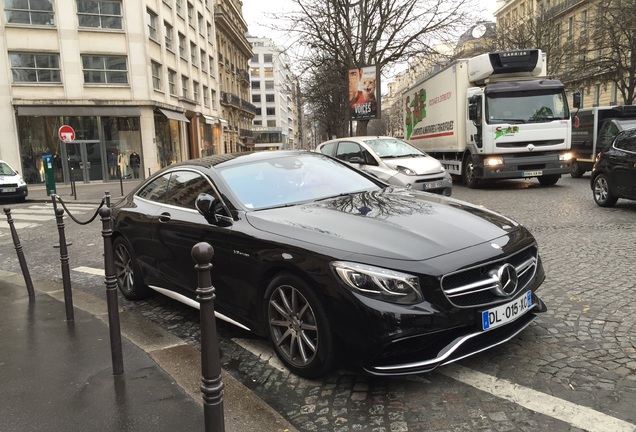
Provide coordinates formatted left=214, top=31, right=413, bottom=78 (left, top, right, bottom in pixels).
left=0, top=162, right=17, bottom=176
left=486, top=91, right=569, bottom=124
left=219, top=153, right=380, bottom=210
left=363, top=138, right=425, bottom=158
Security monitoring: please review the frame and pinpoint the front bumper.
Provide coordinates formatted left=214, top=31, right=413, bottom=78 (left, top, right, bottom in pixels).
left=0, top=185, right=28, bottom=201
left=478, top=153, right=571, bottom=179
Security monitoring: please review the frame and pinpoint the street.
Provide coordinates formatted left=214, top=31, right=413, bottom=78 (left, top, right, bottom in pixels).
left=1, top=174, right=635, bottom=432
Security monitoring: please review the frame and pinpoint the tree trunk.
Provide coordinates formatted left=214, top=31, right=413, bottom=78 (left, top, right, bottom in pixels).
left=356, top=120, right=369, bottom=136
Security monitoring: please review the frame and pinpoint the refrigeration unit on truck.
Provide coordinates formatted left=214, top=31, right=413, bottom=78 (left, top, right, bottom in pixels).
left=403, top=49, right=573, bottom=188
left=570, top=105, right=636, bottom=177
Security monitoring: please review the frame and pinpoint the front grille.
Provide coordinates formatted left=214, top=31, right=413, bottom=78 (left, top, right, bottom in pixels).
left=441, top=245, right=538, bottom=308
left=0, top=183, right=18, bottom=188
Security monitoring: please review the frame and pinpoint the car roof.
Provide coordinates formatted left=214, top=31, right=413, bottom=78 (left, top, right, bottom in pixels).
left=166, top=150, right=316, bottom=170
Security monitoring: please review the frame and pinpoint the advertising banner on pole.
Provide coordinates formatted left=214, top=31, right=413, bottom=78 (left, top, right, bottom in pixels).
left=348, top=65, right=380, bottom=121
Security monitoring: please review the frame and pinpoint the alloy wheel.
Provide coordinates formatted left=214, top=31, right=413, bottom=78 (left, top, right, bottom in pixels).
left=267, top=284, right=319, bottom=368
left=114, top=243, right=135, bottom=295
left=594, top=176, right=609, bottom=203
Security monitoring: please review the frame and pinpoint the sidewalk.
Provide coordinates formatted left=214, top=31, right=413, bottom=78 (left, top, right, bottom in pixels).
left=26, top=178, right=142, bottom=204
left=2, top=179, right=298, bottom=432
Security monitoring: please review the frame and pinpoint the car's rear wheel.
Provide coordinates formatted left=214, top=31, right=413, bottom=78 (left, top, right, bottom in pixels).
left=113, top=236, right=152, bottom=300
left=592, top=174, right=618, bottom=207
left=264, top=273, right=336, bottom=378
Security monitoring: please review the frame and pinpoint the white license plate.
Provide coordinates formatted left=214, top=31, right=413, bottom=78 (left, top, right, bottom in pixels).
left=423, top=181, right=442, bottom=190
left=481, top=291, right=532, bottom=331
left=522, top=170, right=542, bottom=177
left=0, top=188, right=16, bottom=193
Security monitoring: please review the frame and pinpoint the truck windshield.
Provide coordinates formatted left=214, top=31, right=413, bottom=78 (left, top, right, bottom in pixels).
left=486, top=92, right=569, bottom=124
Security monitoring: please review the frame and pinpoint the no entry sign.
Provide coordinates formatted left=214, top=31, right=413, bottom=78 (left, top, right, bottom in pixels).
left=58, top=125, right=75, bottom=143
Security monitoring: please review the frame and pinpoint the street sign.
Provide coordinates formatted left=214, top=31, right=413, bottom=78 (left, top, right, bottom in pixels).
left=58, top=125, right=75, bottom=143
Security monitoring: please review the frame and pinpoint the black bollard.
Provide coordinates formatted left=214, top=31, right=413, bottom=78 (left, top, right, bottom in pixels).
left=54, top=206, right=74, bottom=322
left=99, top=206, right=124, bottom=375
left=104, top=190, right=111, bottom=209
left=192, top=242, right=225, bottom=432
left=4, top=208, right=35, bottom=297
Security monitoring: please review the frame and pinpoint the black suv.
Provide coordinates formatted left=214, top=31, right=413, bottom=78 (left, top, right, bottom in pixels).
left=591, top=128, right=636, bottom=207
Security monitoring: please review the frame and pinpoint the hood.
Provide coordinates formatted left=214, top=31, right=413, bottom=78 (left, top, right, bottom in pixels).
left=382, top=156, right=443, bottom=175
left=245, top=188, right=520, bottom=261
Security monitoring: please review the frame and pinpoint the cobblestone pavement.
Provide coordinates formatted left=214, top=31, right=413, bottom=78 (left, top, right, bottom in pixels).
left=1, top=175, right=635, bottom=431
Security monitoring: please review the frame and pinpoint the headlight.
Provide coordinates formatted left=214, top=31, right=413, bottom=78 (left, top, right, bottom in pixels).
left=559, top=152, right=573, bottom=161
left=396, top=165, right=416, bottom=176
left=485, top=157, right=504, bottom=166
left=331, top=261, right=423, bottom=304
left=18, top=178, right=26, bottom=186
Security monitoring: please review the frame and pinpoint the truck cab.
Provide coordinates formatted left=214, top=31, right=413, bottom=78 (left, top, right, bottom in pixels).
left=570, top=105, right=636, bottom=177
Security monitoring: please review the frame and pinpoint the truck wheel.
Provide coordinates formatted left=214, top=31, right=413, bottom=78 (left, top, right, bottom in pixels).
left=538, top=174, right=560, bottom=186
left=462, top=157, right=479, bottom=189
left=570, top=160, right=584, bottom=178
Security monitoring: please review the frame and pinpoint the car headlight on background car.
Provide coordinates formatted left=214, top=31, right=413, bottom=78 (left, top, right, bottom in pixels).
left=396, top=165, right=416, bottom=176
left=332, top=261, right=423, bottom=304
left=559, top=152, right=573, bottom=161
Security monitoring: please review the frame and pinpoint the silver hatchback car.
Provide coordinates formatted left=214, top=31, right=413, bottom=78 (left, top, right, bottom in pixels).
left=317, top=136, right=452, bottom=196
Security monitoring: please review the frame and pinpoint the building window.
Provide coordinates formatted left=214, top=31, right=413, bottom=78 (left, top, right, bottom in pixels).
left=187, top=2, right=194, bottom=27
left=197, top=12, right=203, bottom=34
left=266, top=107, right=275, bottom=115
left=250, top=54, right=259, bottom=63
left=208, top=56, right=214, bottom=76
left=151, top=61, right=162, bottom=90
left=211, top=90, right=216, bottom=108
left=594, top=84, right=601, bottom=106
left=265, top=94, right=275, bottom=102
left=265, top=80, right=274, bottom=90
left=611, top=82, right=618, bottom=105
left=77, top=0, right=123, bottom=29
left=200, top=49, right=206, bottom=69
left=581, top=10, right=587, bottom=36
left=264, top=54, right=273, bottom=63
left=567, top=17, right=573, bottom=41
left=181, top=75, right=189, bottom=98
left=146, top=8, right=158, bottom=40
left=175, top=0, right=182, bottom=15
left=203, top=85, right=209, bottom=106
left=163, top=0, right=172, bottom=6
left=193, top=80, right=199, bottom=102
left=267, top=120, right=276, bottom=127
left=5, top=0, right=55, bottom=25
left=264, top=67, right=273, bottom=77
left=190, top=42, right=197, bottom=64
left=178, top=32, right=186, bottom=58
left=168, top=69, right=177, bottom=95
left=253, top=120, right=262, bottom=126
left=164, top=21, right=173, bottom=50
left=250, top=67, right=259, bottom=76
left=251, top=81, right=260, bottom=90
left=207, top=22, right=212, bottom=40
left=252, top=94, right=261, bottom=103
left=82, top=55, right=128, bottom=84
left=10, top=52, right=61, bottom=82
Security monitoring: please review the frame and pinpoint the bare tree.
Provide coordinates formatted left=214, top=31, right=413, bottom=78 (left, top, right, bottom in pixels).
left=280, top=0, right=478, bottom=136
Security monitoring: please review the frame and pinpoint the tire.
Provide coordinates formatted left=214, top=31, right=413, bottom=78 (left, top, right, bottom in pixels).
left=592, top=174, right=618, bottom=207
left=113, top=236, right=152, bottom=300
left=264, top=273, right=336, bottom=378
left=570, top=160, right=584, bottom=178
left=462, top=156, right=480, bottom=189
left=538, top=174, right=560, bottom=186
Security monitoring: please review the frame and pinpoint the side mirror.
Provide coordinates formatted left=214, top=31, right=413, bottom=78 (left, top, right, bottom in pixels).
left=195, top=193, right=233, bottom=227
left=572, top=92, right=581, bottom=109
left=468, top=104, right=479, bottom=121
left=348, top=156, right=364, bottom=164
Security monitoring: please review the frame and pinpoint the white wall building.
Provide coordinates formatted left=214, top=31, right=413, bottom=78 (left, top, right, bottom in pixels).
left=1, top=0, right=223, bottom=186
left=247, top=36, right=299, bottom=150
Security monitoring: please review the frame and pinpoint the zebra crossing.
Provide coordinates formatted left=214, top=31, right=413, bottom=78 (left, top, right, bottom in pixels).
left=0, top=203, right=96, bottom=235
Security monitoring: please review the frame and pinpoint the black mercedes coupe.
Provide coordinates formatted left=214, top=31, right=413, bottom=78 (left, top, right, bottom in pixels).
left=111, top=150, right=547, bottom=378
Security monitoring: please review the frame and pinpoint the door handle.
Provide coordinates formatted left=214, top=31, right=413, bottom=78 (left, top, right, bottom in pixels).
left=158, top=212, right=171, bottom=223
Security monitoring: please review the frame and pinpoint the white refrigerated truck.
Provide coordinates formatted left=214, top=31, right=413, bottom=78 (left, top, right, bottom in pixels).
left=403, top=49, right=573, bottom=188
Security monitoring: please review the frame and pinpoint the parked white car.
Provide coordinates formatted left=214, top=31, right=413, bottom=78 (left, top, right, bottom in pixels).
left=317, top=136, right=452, bottom=196
left=0, top=160, right=28, bottom=202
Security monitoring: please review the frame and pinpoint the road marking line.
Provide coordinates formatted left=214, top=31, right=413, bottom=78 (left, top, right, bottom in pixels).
left=0, top=221, right=41, bottom=229
left=72, top=266, right=105, bottom=276
left=1, top=214, right=58, bottom=221
left=439, top=364, right=636, bottom=432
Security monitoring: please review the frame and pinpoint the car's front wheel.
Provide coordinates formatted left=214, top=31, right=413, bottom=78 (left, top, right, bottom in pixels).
left=592, top=174, right=618, bottom=207
left=113, top=236, right=152, bottom=300
left=264, top=273, right=336, bottom=378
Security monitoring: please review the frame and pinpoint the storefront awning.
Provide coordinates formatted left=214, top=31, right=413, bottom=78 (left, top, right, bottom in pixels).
left=158, top=108, right=190, bottom=122
left=17, top=105, right=140, bottom=116
left=202, top=115, right=218, bottom=125
left=220, top=119, right=229, bottom=129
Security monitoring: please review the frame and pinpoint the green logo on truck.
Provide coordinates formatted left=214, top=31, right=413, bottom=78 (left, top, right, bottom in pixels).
left=405, top=89, right=426, bottom=140
left=494, top=125, right=520, bottom=140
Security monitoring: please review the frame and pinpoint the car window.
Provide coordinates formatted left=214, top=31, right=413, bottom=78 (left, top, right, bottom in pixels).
left=319, top=142, right=336, bottom=156
left=335, top=142, right=364, bottom=162
left=614, top=129, right=636, bottom=153
left=164, top=170, right=215, bottom=210
left=137, top=173, right=170, bottom=202
left=599, top=123, right=620, bottom=148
